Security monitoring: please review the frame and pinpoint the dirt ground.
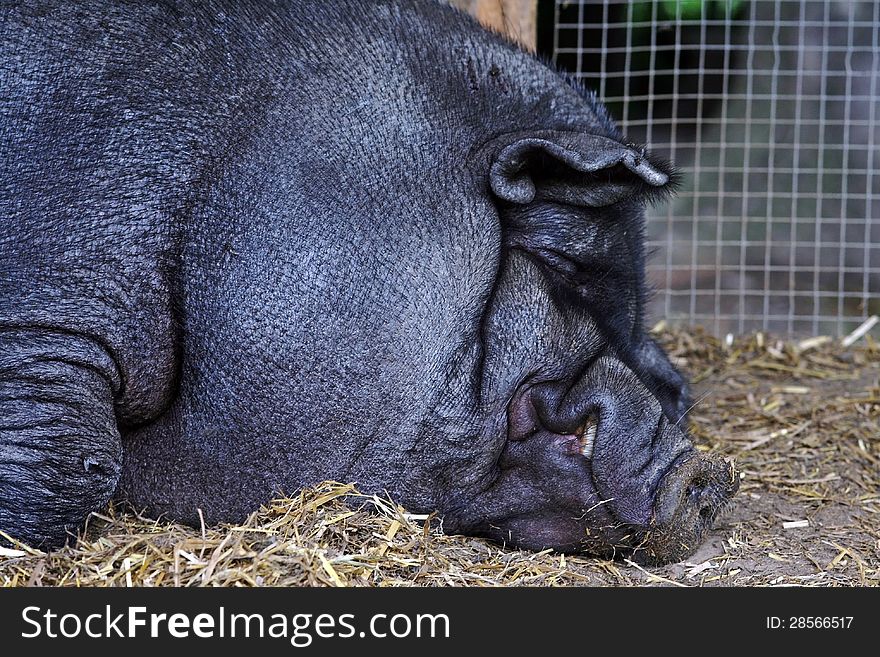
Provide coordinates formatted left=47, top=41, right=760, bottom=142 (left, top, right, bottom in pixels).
left=1, top=328, right=878, bottom=587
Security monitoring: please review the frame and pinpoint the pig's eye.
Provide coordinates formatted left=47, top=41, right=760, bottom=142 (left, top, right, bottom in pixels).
left=531, top=247, right=617, bottom=287
left=530, top=247, right=584, bottom=276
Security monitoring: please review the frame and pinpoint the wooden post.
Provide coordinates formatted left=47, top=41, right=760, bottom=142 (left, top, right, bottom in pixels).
left=448, top=0, right=538, bottom=51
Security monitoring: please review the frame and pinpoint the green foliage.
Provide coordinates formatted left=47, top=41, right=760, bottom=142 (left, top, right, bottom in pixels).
left=630, top=0, right=746, bottom=23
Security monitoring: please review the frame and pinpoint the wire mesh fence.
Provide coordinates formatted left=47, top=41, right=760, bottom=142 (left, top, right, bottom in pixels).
left=546, top=0, right=880, bottom=337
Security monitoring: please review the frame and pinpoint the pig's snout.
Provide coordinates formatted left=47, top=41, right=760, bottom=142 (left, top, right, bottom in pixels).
left=631, top=453, right=739, bottom=565
left=656, top=453, right=738, bottom=527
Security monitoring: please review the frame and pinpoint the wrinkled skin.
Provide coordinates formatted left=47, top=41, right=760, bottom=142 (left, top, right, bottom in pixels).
left=0, top=0, right=736, bottom=563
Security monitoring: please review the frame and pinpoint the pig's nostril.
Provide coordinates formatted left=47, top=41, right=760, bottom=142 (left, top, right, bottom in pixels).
left=686, top=478, right=706, bottom=499
left=684, top=477, right=718, bottom=522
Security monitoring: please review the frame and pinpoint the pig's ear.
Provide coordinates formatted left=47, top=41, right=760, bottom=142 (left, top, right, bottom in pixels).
left=489, top=132, right=673, bottom=207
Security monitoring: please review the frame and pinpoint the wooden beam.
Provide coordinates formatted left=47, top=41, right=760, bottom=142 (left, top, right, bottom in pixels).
left=448, top=0, right=538, bottom=51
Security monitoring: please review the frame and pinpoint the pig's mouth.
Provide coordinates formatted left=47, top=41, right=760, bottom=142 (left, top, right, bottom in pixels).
left=574, top=413, right=598, bottom=459
left=506, top=378, right=738, bottom=564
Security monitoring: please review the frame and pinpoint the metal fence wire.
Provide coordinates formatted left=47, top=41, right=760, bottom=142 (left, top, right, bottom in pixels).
left=547, top=0, right=880, bottom=337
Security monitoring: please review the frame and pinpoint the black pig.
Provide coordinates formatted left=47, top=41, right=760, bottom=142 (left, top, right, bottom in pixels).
left=0, top=0, right=737, bottom=563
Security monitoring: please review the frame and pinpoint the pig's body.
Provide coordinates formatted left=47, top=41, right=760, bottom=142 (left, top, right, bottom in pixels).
left=0, top=0, right=735, bottom=562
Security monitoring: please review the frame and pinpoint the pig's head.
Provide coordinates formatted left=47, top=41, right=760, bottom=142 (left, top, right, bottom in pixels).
left=437, top=129, right=738, bottom=565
